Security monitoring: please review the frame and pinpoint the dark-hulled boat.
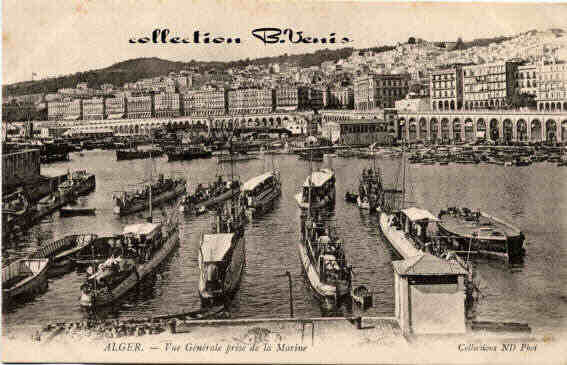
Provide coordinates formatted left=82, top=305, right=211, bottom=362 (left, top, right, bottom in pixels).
left=167, top=145, right=212, bottom=162
left=437, top=207, right=525, bottom=263
left=2, top=258, right=49, bottom=306
left=80, top=219, right=180, bottom=308
left=178, top=176, right=240, bottom=213
left=113, top=176, right=186, bottom=216
left=57, top=170, right=96, bottom=197
left=116, top=149, right=163, bottom=161
left=60, top=206, right=96, bottom=217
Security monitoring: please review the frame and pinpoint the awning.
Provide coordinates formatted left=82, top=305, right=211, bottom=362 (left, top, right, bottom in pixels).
left=107, top=113, right=124, bottom=120
left=401, top=207, right=438, bottom=222
left=123, top=223, right=161, bottom=238
left=63, top=115, right=80, bottom=120
left=201, top=233, right=234, bottom=262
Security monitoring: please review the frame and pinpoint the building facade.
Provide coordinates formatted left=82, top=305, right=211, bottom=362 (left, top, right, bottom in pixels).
left=82, top=97, right=104, bottom=120
left=182, top=90, right=226, bottom=117
left=274, top=86, right=298, bottom=111
left=516, top=64, right=538, bottom=96
left=328, top=87, right=354, bottom=109
left=430, top=66, right=463, bottom=111
left=227, top=88, right=272, bottom=115
left=105, top=97, right=126, bottom=119
left=536, top=63, right=567, bottom=112
left=322, top=119, right=394, bottom=145
left=354, top=73, right=410, bottom=110
left=126, top=95, right=152, bottom=118
left=309, top=87, right=329, bottom=110
left=48, top=99, right=82, bottom=121
left=462, top=61, right=521, bottom=110
left=154, top=93, right=181, bottom=118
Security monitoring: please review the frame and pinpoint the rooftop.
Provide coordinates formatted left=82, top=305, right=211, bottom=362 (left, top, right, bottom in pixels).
left=392, top=253, right=468, bottom=276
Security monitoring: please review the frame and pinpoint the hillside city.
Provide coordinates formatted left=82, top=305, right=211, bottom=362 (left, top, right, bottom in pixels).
left=3, top=28, right=567, bottom=143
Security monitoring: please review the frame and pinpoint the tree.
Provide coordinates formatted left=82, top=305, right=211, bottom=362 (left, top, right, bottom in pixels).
left=408, top=37, right=416, bottom=45
left=454, top=37, right=465, bottom=50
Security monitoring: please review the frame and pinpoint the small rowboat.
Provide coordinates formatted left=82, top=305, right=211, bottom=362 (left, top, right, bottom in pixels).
left=60, top=206, right=96, bottom=217
left=351, top=285, right=373, bottom=310
left=2, top=258, right=49, bottom=305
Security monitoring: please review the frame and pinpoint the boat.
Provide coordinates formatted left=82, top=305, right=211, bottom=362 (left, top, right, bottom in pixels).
left=295, top=168, right=336, bottom=210
left=298, top=151, right=324, bottom=162
left=299, top=215, right=352, bottom=305
left=57, top=170, right=96, bottom=197
left=60, top=206, right=96, bottom=217
left=113, top=175, right=186, bottom=216
left=116, top=148, right=163, bottom=161
left=215, top=152, right=258, bottom=164
left=437, top=207, right=525, bottom=263
left=178, top=176, right=240, bottom=213
left=166, top=145, right=212, bottom=162
left=198, top=140, right=246, bottom=307
left=2, top=258, right=49, bottom=306
left=29, top=233, right=98, bottom=277
left=357, top=148, right=383, bottom=212
left=241, top=169, right=281, bottom=218
left=80, top=219, right=180, bottom=308
left=71, top=235, right=125, bottom=267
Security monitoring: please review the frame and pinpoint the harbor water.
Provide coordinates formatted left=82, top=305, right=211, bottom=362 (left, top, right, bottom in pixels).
left=2, top=150, right=567, bottom=335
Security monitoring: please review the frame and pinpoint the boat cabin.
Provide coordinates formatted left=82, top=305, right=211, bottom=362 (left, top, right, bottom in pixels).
left=122, top=223, right=164, bottom=261
left=301, top=169, right=335, bottom=204
left=391, top=207, right=439, bottom=251
left=242, top=171, right=279, bottom=205
left=304, top=220, right=350, bottom=283
left=199, top=233, right=235, bottom=295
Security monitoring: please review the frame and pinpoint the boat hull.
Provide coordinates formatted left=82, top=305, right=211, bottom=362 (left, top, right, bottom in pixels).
left=80, top=227, right=180, bottom=307
left=378, top=212, right=423, bottom=259
left=179, top=188, right=239, bottom=212
left=114, top=185, right=186, bottom=216
left=2, top=259, right=49, bottom=306
left=245, top=185, right=281, bottom=218
left=198, top=234, right=246, bottom=306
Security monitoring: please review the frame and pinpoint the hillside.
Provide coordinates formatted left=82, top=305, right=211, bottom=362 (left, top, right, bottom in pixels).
left=3, top=48, right=355, bottom=96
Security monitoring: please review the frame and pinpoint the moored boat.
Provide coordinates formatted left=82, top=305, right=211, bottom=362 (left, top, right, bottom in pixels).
left=57, top=170, right=96, bottom=196
left=117, top=149, right=163, bottom=161
left=80, top=219, right=180, bottom=308
left=215, top=152, right=258, bottom=164
left=113, top=176, right=186, bottom=216
left=295, top=168, right=336, bottom=210
left=178, top=176, right=240, bottom=213
left=437, top=207, right=525, bottom=263
left=2, top=258, right=49, bottom=306
left=60, top=206, right=96, bottom=217
left=166, top=145, right=212, bottom=162
left=241, top=170, right=281, bottom=218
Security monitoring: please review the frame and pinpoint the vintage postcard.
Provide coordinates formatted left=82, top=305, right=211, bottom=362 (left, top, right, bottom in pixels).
left=2, top=0, right=567, bottom=363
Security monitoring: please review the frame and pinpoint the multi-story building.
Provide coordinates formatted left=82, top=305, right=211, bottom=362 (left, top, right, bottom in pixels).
left=227, top=88, right=272, bottom=115
left=536, top=62, right=567, bottom=112
left=309, top=87, right=329, bottom=110
left=126, top=95, right=152, bottom=118
left=48, top=99, right=82, bottom=120
left=462, top=61, right=521, bottom=110
left=516, top=64, right=537, bottom=96
left=82, top=97, right=104, bottom=120
left=274, top=86, right=298, bottom=111
left=354, top=73, right=410, bottom=110
left=154, top=93, right=181, bottom=118
left=328, top=87, right=354, bottom=109
left=430, top=66, right=463, bottom=111
left=105, top=97, right=126, bottom=119
left=182, top=89, right=226, bottom=117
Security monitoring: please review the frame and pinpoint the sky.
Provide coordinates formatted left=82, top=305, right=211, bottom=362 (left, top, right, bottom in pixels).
left=3, top=0, right=567, bottom=85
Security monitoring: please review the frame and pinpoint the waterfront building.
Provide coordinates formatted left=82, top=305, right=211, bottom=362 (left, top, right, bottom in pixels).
left=105, top=97, right=126, bottom=119
left=227, top=88, right=272, bottom=115
left=82, top=97, right=104, bottom=120
left=516, top=64, right=538, bottom=96
left=354, top=73, right=410, bottom=110
left=395, top=95, right=431, bottom=113
left=48, top=99, right=82, bottom=121
left=321, top=119, right=394, bottom=145
left=2, top=149, right=41, bottom=189
left=154, top=93, right=181, bottom=118
left=536, top=62, right=567, bottom=112
left=462, top=61, right=521, bottom=110
left=182, top=89, right=226, bottom=117
left=430, top=66, right=463, bottom=111
left=126, top=95, right=152, bottom=119
left=274, top=86, right=299, bottom=111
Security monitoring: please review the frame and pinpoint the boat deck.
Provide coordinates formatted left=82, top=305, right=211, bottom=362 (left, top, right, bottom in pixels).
left=438, top=213, right=521, bottom=240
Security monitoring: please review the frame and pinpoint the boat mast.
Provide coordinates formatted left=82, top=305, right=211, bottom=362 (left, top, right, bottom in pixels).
left=400, top=139, right=406, bottom=211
